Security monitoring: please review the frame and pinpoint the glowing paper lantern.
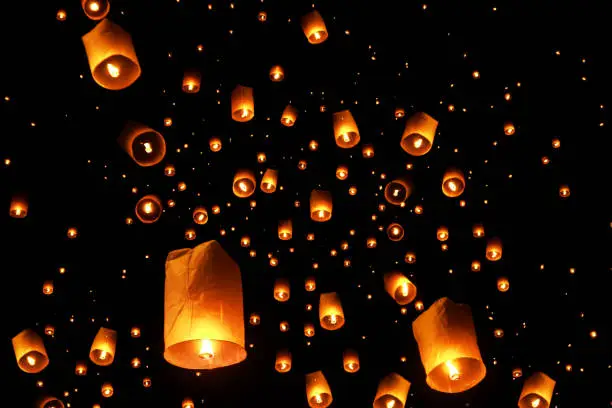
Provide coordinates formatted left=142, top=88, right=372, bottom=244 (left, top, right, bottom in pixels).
left=182, top=398, right=195, bottom=408
left=118, top=122, right=166, bottom=167
left=12, top=329, right=49, bottom=373
left=75, top=361, right=87, bottom=375
left=270, top=65, right=285, bottom=82
left=82, top=19, right=141, bottom=90
left=362, top=144, right=375, bottom=158
left=305, top=371, right=333, bottom=408
left=412, top=297, right=486, bottom=393
left=274, top=278, right=290, bottom=302
left=89, top=327, right=117, bottom=366
left=182, top=70, right=201, bottom=93
left=305, top=277, right=316, bottom=292
left=518, top=372, right=556, bottom=408
left=387, top=223, right=405, bottom=241
left=37, top=396, right=65, bottom=408
left=319, top=292, right=345, bottom=330
left=384, top=272, right=417, bottom=305
left=209, top=137, right=222, bottom=152
left=400, top=112, right=438, bottom=156
left=442, top=168, right=466, bottom=198
left=275, top=349, right=292, bottom=373
left=310, top=190, right=332, bottom=222
left=395, top=107, right=405, bottom=118
left=301, top=11, right=328, bottom=44
left=281, top=105, right=298, bottom=127
left=373, top=373, right=411, bottom=408
left=193, top=207, right=208, bottom=225
left=164, top=241, right=247, bottom=369
left=9, top=195, right=28, bottom=218
left=486, top=237, right=503, bottom=261
left=278, top=220, right=293, bottom=240
left=231, top=85, right=254, bottom=122
left=473, top=224, right=485, bottom=238
left=81, top=0, right=110, bottom=20
left=233, top=170, right=256, bottom=198
left=260, top=169, right=278, bottom=193
left=504, top=122, right=515, bottom=135
left=101, top=382, right=113, bottom=397
left=384, top=178, right=413, bottom=205
left=343, top=349, right=360, bottom=373
left=336, top=165, right=348, bottom=180
left=304, top=323, right=315, bottom=337
left=135, top=195, right=162, bottom=224
left=333, top=110, right=360, bottom=148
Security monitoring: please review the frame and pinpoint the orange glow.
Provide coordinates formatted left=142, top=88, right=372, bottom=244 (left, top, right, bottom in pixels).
left=445, top=360, right=461, bottom=381
left=497, top=277, right=510, bottom=292
left=198, top=339, right=215, bottom=360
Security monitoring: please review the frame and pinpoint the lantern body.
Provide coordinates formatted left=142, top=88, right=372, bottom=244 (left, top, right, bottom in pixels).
left=305, top=370, right=333, bottom=408
left=274, top=278, right=290, bottom=302
left=182, top=70, right=201, bottom=93
left=472, top=224, right=485, bottom=238
left=278, top=220, right=293, bottom=240
left=89, top=327, right=117, bottom=366
left=504, top=122, right=515, bottom=135
left=118, top=122, right=166, bottom=167
left=384, top=178, right=412, bottom=205
left=9, top=196, right=28, bottom=218
left=343, top=349, right=360, bottom=373
left=270, top=65, right=285, bottom=82
left=319, top=292, right=345, bottom=330
left=518, top=372, right=555, bottom=408
left=233, top=169, right=256, bottom=198
left=387, top=223, right=405, bottom=241
left=442, top=168, right=466, bottom=198
left=164, top=241, right=247, bottom=369
left=301, top=11, right=328, bottom=44
left=412, top=297, right=486, bottom=393
left=373, top=373, right=411, bottom=408
left=437, top=226, right=449, bottom=242
left=231, top=85, right=254, bottom=122
left=281, top=105, right=298, bottom=127
left=260, top=169, right=278, bottom=193
left=135, top=195, right=163, bottom=224
left=310, top=190, right=332, bottom=222
left=209, top=137, right=222, bottom=152
left=37, top=396, right=65, bottom=408
left=305, top=277, right=316, bottom=291
left=362, top=144, right=375, bottom=158
left=333, top=110, right=360, bottom=148
left=82, top=19, right=141, bottom=90
left=400, top=112, right=438, bottom=156
left=82, top=0, right=110, bottom=20
left=12, top=329, right=49, bottom=373
left=275, top=349, right=292, bottom=373
left=486, top=237, right=503, bottom=261
left=193, top=207, right=208, bottom=225
left=101, top=382, right=113, bottom=397
left=384, top=272, right=417, bottom=305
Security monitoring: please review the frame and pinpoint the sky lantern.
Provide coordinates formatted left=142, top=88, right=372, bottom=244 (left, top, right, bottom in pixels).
left=412, top=297, right=486, bottom=393
left=249, top=313, right=261, bottom=326
left=472, top=224, right=485, bottom=238
left=471, top=261, right=481, bottom=272
left=310, top=190, right=332, bottom=222
left=270, top=65, right=285, bottom=82
left=301, top=10, right=328, bottom=44
left=182, top=70, right=201, bottom=93
left=233, top=169, right=256, bottom=198
left=209, top=137, right=222, bottom=152
left=182, top=398, right=195, bottom=408
left=164, top=164, right=176, bottom=176
left=404, top=252, right=416, bottom=264
left=12, top=329, right=49, bottom=373
left=559, top=185, right=570, bottom=198
left=373, top=373, right=411, bottom=408
left=362, top=143, right=375, bottom=158
left=231, top=85, right=254, bottom=122
left=275, top=349, right=292, bottom=373
left=497, top=277, right=510, bottom=292
left=333, top=110, right=360, bottom=148
left=101, top=383, right=113, bottom=398
left=343, top=349, right=360, bottom=373
left=278, top=219, right=293, bottom=240
left=9, top=195, right=28, bottom=218
left=387, top=223, right=405, bottom=241
left=304, top=323, right=315, bottom=337
left=305, top=277, right=316, bottom=291
left=384, top=178, right=413, bottom=205
left=37, top=396, right=64, bottom=408
left=164, top=241, right=247, bottom=369
left=437, top=226, right=449, bottom=241
left=518, top=372, right=556, bottom=408
left=281, top=104, right=298, bottom=126
left=305, top=371, right=333, bottom=408
left=504, top=121, right=516, bottom=135
left=274, top=278, right=290, bottom=302
left=442, top=168, right=466, bottom=197
left=400, top=112, right=438, bottom=156
left=260, top=169, right=278, bottom=193
left=81, top=0, right=110, bottom=20
left=486, top=237, right=503, bottom=261
left=82, top=19, right=141, bottom=90
left=89, top=327, right=117, bottom=366
left=42, top=280, right=54, bottom=295
left=135, top=195, right=162, bottom=223
left=384, top=272, right=417, bottom=305
left=336, top=165, right=349, bottom=180
left=319, top=292, right=345, bottom=330
left=75, top=361, right=87, bottom=375
left=118, top=122, right=166, bottom=167
left=395, top=107, right=405, bottom=118
left=193, top=207, right=208, bottom=225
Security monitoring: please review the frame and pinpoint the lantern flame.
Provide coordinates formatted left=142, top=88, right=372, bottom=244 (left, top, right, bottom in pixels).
left=342, top=133, right=351, bottom=143
left=313, top=31, right=321, bottom=40
left=329, top=314, right=338, bottom=325
left=448, top=181, right=457, bottom=192
left=198, top=339, right=214, bottom=360
left=143, top=202, right=153, bottom=214
left=99, top=350, right=107, bottom=360
left=314, top=394, right=323, bottom=404
left=240, top=109, right=249, bottom=118
left=386, top=400, right=396, bottom=408
left=318, top=210, right=325, bottom=219
left=400, top=282, right=409, bottom=297
left=238, top=181, right=248, bottom=192
left=26, top=355, right=36, bottom=366
left=413, top=137, right=423, bottom=149
left=89, top=1, right=100, bottom=12
left=531, top=398, right=541, bottom=408
left=392, top=189, right=400, bottom=197
left=143, top=142, right=153, bottom=154
left=445, top=360, right=460, bottom=381
left=106, top=63, right=120, bottom=78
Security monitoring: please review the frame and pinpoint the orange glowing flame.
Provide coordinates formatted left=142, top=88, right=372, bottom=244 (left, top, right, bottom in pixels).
left=198, top=339, right=214, bottom=360
left=445, top=360, right=460, bottom=381
left=106, top=63, right=120, bottom=78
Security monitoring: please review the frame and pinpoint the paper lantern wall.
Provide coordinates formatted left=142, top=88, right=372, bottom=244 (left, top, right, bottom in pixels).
left=373, top=373, right=411, bottom=408
left=333, top=110, right=360, bottom=148
left=231, top=85, right=254, bottom=122
left=384, top=272, right=417, bottom=305
left=269, top=65, right=285, bottom=82
left=518, top=372, right=555, bottom=408
left=89, top=327, right=117, bottom=366
left=319, top=292, right=345, bottom=330
left=301, top=10, right=328, bottom=44
left=118, top=122, right=166, bottom=167
left=305, top=370, right=333, bottom=408
left=400, top=112, right=438, bottom=156
left=12, top=329, right=49, bottom=374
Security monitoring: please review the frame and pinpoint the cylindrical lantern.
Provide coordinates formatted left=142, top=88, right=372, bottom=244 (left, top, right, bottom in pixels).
left=301, top=11, right=328, bottom=44
left=319, top=292, right=345, bottom=330
left=278, top=220, right=293, bottom=240
left=400, top=112, right=438, bottom=156
left=504, top=122, right=515, bottom=135
left=182, top=70, right=201, bottom=93
left=518, top=372, right=555, bottom=408
left=442, top=168, right=466, bottom=198
left=193, top=207, right=208, bottom=225
left=12, top=329, right=49, bottom=373
left=233, top=169, right=256, bottom=198
left=486, top=237, right=502, bottom=261
left=37, top=396, right=65, bottom=408
left=260, top=169, right=278, bottom=193
left=395, top=107, right=405, bottom=118
left=274, top=278, right=290, bottom=302
left=497, top=277, right=510, bottom=292
left=182, top=398, right=195, bottom=408
left=42, top=280, right=54, bottom=295
left=336, top=165, right=348, bottom=180
left=387, top=223, right=405, bottom=241
left=270, top=65, right=285, bottom=82
left=209, top=137, right=222, bottom=152
left=89, top=327, right=117, bottom=366
left=135, top=195, right=162, bottom=224
left=82, top=0, right=110, bottom=20
left=304, top=323, right=315, bottom=337
left=384, top=272, right=417, bottom=305
left=310, top=190, right=332, bottom=222
left=373, top=373, right=411, bottom=408
left=362, top=144, right=375, bottom=158
left=275, top=349, right=292, bottom=373
left=281, top=105, right=298, bottom=127
left=384, top=178, right=413, bottom=205
left=101, top=382, right=113, bottom=397
left=559, top=185, right=570, bottom=198
left=343, top=349, right=360, bottom=373
left=412, top=297, right=486, bottom=393
left=305, top=277, right=316, bottom=292
left=231, top=85, right=254, bottom=122
left=82, top=19, right=141, bottom=90
left=75, top=361, right=87, bottom=375
left=472, top=224, right=485, bottom=238
left=118, top=122, right=166, bottom=167
left=305, top=371, right=333, bottom=408
left=164, top=241, right=246, bottom=369
left=333, top=110, right=360, bottom=148
left=9, top=195, right=28, bottom=218
left=437, top=226, right=449, bottom=242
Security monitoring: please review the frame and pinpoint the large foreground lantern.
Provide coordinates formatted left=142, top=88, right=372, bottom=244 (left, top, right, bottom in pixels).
left=260, top=169, right=278, bottom=193
left=442, top=168, right=466, bottom=197
left=518, top=372, right=555, bottom=408
left=164, top=241, right=247, bottom=369
left=333, top=110, right=360, bottom=148
left=301, top=10, right=328, bottom=44
left=305, top=370, right=333, bottom=408
left=384, top=178, right=413, bottom=205
left=231, top=85, right=254, bottom=122
left=412, top=297, right=486, bottom=393
left=319, top=292, right=345, bottom=330
left=12, top=329, right=49, bottom=373
left=89, top=327, right=117, bottom=366
left=400, top=112, right=438, bottom=156
left=82, top=19, right=141, bottom=90
left=373, top=373, right=411, bottom=408
left=233, top=170, right=256, bottom=198
left=82, top=0, right=110, bottom=20
left=118, top=122, right=166, bottom=167
left=135, top=195, right=162, bottom=223
left=384, top=272, right=417, bottom=305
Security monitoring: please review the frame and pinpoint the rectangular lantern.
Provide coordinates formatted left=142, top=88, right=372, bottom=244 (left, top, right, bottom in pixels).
left=12, top=329, right=49, bottom=373
left=278, top=219, right=293, bottom=240
left=518, top=372, right=555, bottom=408
left=260, top=169, right=278, bottom=193
left=306, top=370, right=333, bottom=408
left=319, top=292, right=345, bottom=330
left=373, top=373, right=411, bottom=408
left=281, top=105, right=298, bottom=127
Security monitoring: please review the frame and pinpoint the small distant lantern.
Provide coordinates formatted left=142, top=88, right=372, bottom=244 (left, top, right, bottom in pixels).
left=101, top=382, right=113, bottom=398
left=270, top=65, right=285, bottom=82
left=167, top=199, right=175, bottom=208
left=415, top=301, right=424, bottom=311
left=414, top=205, right=423, bottom=214
left=56, top=10, right=67, bottom=21
left=135, top=195, right=162, bottom=224
left=518, top=372, right=555, bottom=408
left=260, top=169, right=278, bottom=193
left=471, top=261, right=481, bottom=272
left=257, top=11, right=267, bottom=22
left=82, top=19, right=141, bottom=90
left=130, top=327, right=141, bottom=338
left=12, top=329, right=49, bottom=373
left=185, top=229, right=196, bottom=241
left=9, top=195, right=28, bottom=218
left=275, top=350, right=292, bottom=373
left=472, top=70, right=480, bottom=79
left=233, top=169, right=256, bottom=198
left=301, top=10, right=328, bottom=44
left=309, top=140, right=319, bottom=151
left=164, top=164, right=176, bottom=176
left=404, top=252, right=416, bottom=264
left=412, top=297, right=486, bottom=393
left=336, top=165, right=349, bottom=180
left=67, top=227, right=78, bottom=239
left=279, top=220, right=293, bottom=240
left=240, top=236, right=251, bottom=247
left=437, top=226, right=449, bottom=242
left=384, top=272, right=417, bottom=305
left=373, top=373, right=411, bottom=408
left=343, top=349, right=360, bottom=373
left=486, top=238, right=502, bottom=261
left=163, top=117, right=173, bottom=127
left=182, top=398, right=195, bottom=408
left=384, top=178, right=413, bottom=205
left=310, top=190, right=332, bottom=222
left=182, top=70, right=201, bottom=93
left=82, top=0, right=110, bottom=20
left=249, top=313, right=261, bottom=326
left=270, top=257, right=278, bottom=267
left=279, top=321, right=289, bottom=332
left=305, top=370, right=333, bottom=408
left=472, top=224, right=485, bottom=238
left=387, top=223, right=405, bottom=241
left=504, top=122, right=515, bottom=135
left=304, top=323, right=315, bottom=337
left=348, top=186, right=358, bottom=195
left=178, top=181, right=187, bottom=191
left=231, top=85, right=254, bottom=122
left=333, top=110, right=360, bottom=148
left=401, top=112, right=438, bottom=156
left=366, top=237, right=377, bottom=248
left=442, top=168, right=466, bottom=198
left=559, top=185, right=570, bottom=198
left=274, top=278, right=290, bottom=302
left=319, top=292, right=345, bottom=330
left=131, top=357, right=141, bottom=368
left=90, top=327, right=117, bottom=366
left=42, top=280, right=54, bottom=295
left=211, top=205, right=221, bottom=215
left=298, top=160, right=308, bottom=170
left=513, top=367, right=523, bottom=379
left=281, top=104, right=298, bottom=127
left=75, top=361, right=87, bottom=375
left=497, top=277, right=510, bottom=292
left=395, top=107, right=405, bottom=118
left=494, top=328, right=504, bottom=338
left=193, top=207, right=208, bottom=225
left=307, top=233, right=315, bottom=241
left=541, top=156, right=550, bottom=165
left=257, top=152, right=267, bottom=163
left=552, top=138, right=560, bottom=149
left=362, top=144, right=375, bottom=158
left=209, top=137, right=222, bottom=152
left=143, top=377, right=151, bottom=387
left=37, top=397, right=64, bottom=408
left=44, top=325, right=55, bottom=336
left=305, top=277, right=316, bottom=292
left=118, top=121, right=166, bottom=167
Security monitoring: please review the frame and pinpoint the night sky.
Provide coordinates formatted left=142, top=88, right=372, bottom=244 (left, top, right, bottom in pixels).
left=3, top=1, right=610, bottom=407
